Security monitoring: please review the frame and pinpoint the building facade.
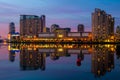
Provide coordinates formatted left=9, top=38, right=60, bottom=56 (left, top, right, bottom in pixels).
left=51, top=24, right=60, bottom=32
left=9, top=22, right=15, bottom=34
left=92, top=8, right=114, bottom=41
left=78, top=24, right=84, bottom=32
left=62, top=28, right=71, bottom=32
left=46, top=27, right=50, bottom=32
left=20, top=15, right=46, bottom=38
left=116, top=26, right=120, bottom=41
left=116, top=26, right=120, bottom=34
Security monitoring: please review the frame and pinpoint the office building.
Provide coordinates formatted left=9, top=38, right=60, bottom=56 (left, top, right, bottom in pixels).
left=78, top=24, right=84, bottom=32
left=51, top=24, right=60, bottom=32
left=63, top=28, right=71, bottom=32
left=92, top=8, right=114, bottom=41
left=41, top=15, right=46, bottom=32
left=116, top=26, right=120, bottom=34
left=9, top=22, right=15, bottom=34
left=46, top=27, right=50, bottom=32
left=20, top=15, right=46, bottom=38
left=116, top=26, right=120, bottom=41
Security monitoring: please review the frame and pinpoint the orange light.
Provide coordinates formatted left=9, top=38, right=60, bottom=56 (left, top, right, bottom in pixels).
left=8, top=34, right=11, bottom=40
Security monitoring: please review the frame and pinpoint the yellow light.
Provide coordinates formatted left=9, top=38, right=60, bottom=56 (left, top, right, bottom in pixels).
left=8, top=45, right=11, bottom=51
left=58, top=34, right=63, bottom=38
left=58, top=48, right=63, bottom=52
left=107, top=39, right=110, bottom=42
left=105, top=44, right=110, bottom=48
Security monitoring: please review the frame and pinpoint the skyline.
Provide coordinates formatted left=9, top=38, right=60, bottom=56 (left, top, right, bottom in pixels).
left=0, top=0, right=120, bottom=37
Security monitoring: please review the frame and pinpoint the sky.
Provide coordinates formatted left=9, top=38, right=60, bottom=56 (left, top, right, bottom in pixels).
left=0, top=0, right=120, bottom=38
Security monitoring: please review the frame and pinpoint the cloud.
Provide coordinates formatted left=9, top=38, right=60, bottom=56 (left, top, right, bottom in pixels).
left=0, top=1, right=19, bottom=10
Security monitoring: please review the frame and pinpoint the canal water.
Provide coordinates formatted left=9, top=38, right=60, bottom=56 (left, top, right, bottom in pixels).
left=0, top=43, right=120, bottom=80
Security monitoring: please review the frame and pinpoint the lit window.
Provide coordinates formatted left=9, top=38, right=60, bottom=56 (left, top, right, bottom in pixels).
left=58, top=34, right=63, bottom=38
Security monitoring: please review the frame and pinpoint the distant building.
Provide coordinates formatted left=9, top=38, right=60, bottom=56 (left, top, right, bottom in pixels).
left=92, top=8, right=114, bottom=41
left=38, top=31, right=92, bottom=42
left=20, top=15, right=46, bottom=38
left=9, top=22, right=15, bottom=34
left=55, top=29, right=68, bottom=38
left=46, top=27, right=50, bottom=32
left=56, top=28, right=71, bottom=32
left=116, top=26, right=120, bottom=34
left=41, top=15, right=46, bottom=32
left=116, top=26, right=120, bottom=41
left=51, top=24, right=60, bottom=32
left=78, top=24, right=84, bottom=32
left=63, top=28, right=71, bottom=32
left=9, top=32, right=20, bottom=42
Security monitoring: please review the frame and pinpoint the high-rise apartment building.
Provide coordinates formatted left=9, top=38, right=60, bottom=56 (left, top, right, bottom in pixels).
left=78, top=24, right=84, bottom=32
left=92, top=8, right=114, bottom=41
left=20, top=15, right=46, bottom=38
left=9, top=22, right=15, bottom=34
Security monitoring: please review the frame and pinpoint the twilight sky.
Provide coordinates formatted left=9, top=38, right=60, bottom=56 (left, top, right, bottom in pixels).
left=0, top=0, right=120, bottom=38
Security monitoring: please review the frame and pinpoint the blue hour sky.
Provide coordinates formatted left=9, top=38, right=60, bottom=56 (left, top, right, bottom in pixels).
left=0, top=0, right=120, bottom=37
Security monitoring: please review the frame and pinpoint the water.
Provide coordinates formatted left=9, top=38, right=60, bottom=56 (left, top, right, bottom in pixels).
left=0, top=43, right=120, bottom=80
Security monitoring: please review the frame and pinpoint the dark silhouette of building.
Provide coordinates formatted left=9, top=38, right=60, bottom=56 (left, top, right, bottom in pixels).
left=62, top=28, right=71, bottom=32
left=51, top=24, right=60, bottom=32
left=116, top=44, right=120, bottom=59
left=77, top=24, right=84, bottom=32
left=9, top=22, right=15, bottom=34
left=46, top=27, right=50, bottom=32
left=116, top=26, right=120, bottom=34
left=116, top=26, right=120, bottom=40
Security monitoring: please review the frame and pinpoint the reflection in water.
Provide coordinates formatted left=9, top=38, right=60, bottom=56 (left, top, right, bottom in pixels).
left=20, top=49, right=46, bottom=71
left=116, top=44, right=120, bottom=59
left=92, top=45, right=115, bottom=78
left=8, top=44, right=117, bottom=78
left=76, top=50, right=84, bottom=66
left=9, top=50, right=16, bottom=62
